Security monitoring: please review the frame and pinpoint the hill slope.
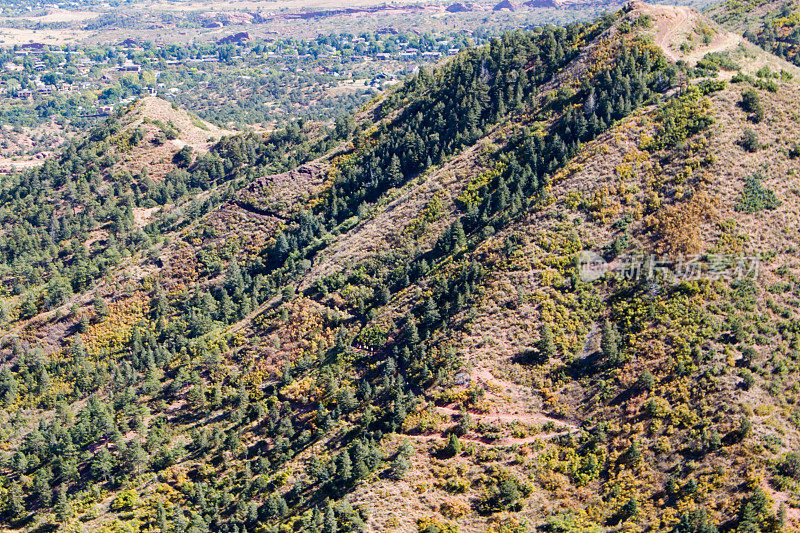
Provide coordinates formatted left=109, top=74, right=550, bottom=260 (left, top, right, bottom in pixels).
left=2, top=3, right=800, bottom=532
left=709, top=0, right=800, bottom=68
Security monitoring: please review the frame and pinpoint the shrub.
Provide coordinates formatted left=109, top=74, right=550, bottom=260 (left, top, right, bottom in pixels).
left=739, top=129, right=760, bottom=152
left=756, top=66, right=775, bottom=78
left=740, top=346, right=758, bottom=367
left=642, top=86, right=715, bottom=151
left=478, top=475, right=530, bottom=514
left=779, top=452, right=800, bottom=479
left=417, top=517, right=458, bottom=533
left=698, top=51, right=739, bottom=72
left=638, top=370, right=656, bottom=391
left=735, top=173, right=779, bottom=213
left=442, top=476, right=470, bottom=494
left=110, top=489, right=138, bottom=511
left=740, top=369, right=755, bottom=390
left=740, top=89, right=764, bottom=122
left=644, top=397, right=671, bottom=418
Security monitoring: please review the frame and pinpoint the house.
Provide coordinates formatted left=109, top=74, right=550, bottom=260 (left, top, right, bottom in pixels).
left=117, top=61, right=141, bottom=72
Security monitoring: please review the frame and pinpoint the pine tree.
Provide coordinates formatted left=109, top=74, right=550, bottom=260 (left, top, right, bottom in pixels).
left=638, top=370, right=655, bottom=391
left=621, top=497, right=638, bottom=519
left=539, top=323, right=556, bottom=360
left=90, top=294, right=110, bottom=318
left=336, top=452, right=352, bottom=484
left=673, top=508, right=718, bottom=533
left=392, top=455, right=411, bottom=479
left=422, top=297, right=440, bottom=327
left=8, top=481, right=24, bottom=518
left=739, top=417, right=753, bottom=440
left=323, top=500, right=338, bottom=533
left=387, top=154, right=403, bottom=187
left=451, top=219, right=466, bottom=251
left=601, top=319, right=620, bottom=363
left=124, top=441, right=148, bottom=475
left=445, top=433, right=462, bottom=457
left=54, top=487, right=72, bottom=522
left=625, top=440, right=642, bottom=466
left=91, top=447, right=115, bottom=482
left=457, top=410, right=474, bottom=436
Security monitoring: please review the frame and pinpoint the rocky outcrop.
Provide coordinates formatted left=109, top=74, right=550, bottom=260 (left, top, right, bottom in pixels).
left=524, top=0, right=561, bottom=7
left=218, top=32, right=251, bottom=45
left=446, top=2, right=473, bottom=12
left=493, top=0, right=516, bottom=11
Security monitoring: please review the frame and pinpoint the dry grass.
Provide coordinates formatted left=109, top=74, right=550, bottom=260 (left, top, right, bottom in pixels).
left=109, top=96, right=232, bottom=181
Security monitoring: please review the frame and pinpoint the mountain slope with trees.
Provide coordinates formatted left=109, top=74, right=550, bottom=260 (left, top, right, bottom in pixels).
left=1, top=3, right=800, bottom=532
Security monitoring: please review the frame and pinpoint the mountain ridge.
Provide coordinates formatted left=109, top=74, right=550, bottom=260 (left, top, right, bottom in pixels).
left=1, top=3, right=800, bottom=532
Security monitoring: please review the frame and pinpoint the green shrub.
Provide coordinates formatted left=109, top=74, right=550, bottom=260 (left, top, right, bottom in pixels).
left=739, top=128, right=760, bottom=152
left=697, top=51, right=740, bottom=71
left=740, top=89, right=765, bottom=122
left=779, top=452, right=800, bottom=479
left=643, top=86, right=715, bottom=151
left=478, top=475, right=531, bottom=514
left=110, top=489, right=138, bottom=511
left=735, top=173, right=779, bottom=213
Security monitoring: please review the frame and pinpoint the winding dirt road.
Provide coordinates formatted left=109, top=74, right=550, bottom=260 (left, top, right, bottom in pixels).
left=637, top=2, right=742, bottom=64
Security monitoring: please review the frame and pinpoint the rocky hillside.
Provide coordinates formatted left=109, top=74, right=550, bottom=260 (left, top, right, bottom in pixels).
left=93, top=96, right=233, bottom=182
left=1, top=3, right=800, bottom=532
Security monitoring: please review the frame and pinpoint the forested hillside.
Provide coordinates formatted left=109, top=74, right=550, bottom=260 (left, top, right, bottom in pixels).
left=2, top=2, right=800, bottom=532
left=710, top=0, right=800, bottom=66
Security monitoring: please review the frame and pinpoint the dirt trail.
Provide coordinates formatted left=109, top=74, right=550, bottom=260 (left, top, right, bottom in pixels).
left=633, top=1, right=742, bottom=64
left=402, top=429, right=574, bottom=447
left=434, top=405, right=575, bottom=429
left=432, top=360, right=581, bottom=448
left=761, top=480, right=800, bottom=522
left=653, top=5, right=692, bottom=62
